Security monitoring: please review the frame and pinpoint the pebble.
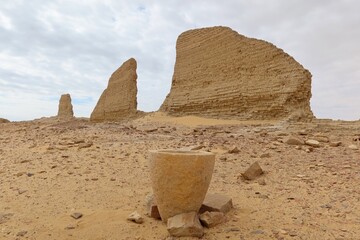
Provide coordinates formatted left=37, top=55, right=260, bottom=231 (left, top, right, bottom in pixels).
left=228, top=147, right=240, bottom=154
left=199, top=211, right=225, bottom=228
left=329, top=141, right=342, bottom=147
left=127, top=211, right=144, bottom=224
left=65, top=224, right=76, bottom=230
left=260, top=153, right=270, bottom=158
left=71, top=212, right=83, bottom=219
left=16, top=231, right=27, bottom=237
left=284, top=136, right=304, bottom=145
left=241, top=161, right=264, bottom=180
left=348, top=144, right=358, bottom=150
left=305, top=139, right=320, bottom=147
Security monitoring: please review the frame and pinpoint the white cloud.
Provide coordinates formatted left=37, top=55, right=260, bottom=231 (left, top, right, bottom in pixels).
left=0, top=0, right=359, bottom=121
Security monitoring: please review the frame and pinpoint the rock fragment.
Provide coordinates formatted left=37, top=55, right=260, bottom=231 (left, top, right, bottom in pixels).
left=305, top=139, right=320, bottom=147
left=241, top=161, right=264, bottom=180
left=127, top=211, right=144, bottom=224
left=228, top=147, right=240, bottom=154
left=167, top=212, right=203, bottom=238
left=284, top=136, right=304, bottom=145
left=71, top=212, right=83, bottom=219
left=145, top=194, right=161, bottom=219
left=329, top=141, right=342, bottom=147
left=200, top=193, right=233, bottom=214
left=199, top=211, right=225, bottom=228
left=348, top=144, right=359, bottom=150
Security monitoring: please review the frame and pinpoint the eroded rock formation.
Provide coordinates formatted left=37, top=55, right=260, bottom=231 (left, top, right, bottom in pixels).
left=160, top=26, right=314, bottom=121
left=57, top=94, right=74, bottom=119
left=90, top=58, right=138, bottom=122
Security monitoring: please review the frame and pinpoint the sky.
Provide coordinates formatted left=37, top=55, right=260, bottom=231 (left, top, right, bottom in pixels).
left=0, top=0, right=359, bottom=121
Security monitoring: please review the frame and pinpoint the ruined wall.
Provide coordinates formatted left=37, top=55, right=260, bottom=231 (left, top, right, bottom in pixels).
left=90, top=58, right=138, bottom=122
left=160, top=26, right=314, bottom=121
left=57, top=94, right=74, bottom=119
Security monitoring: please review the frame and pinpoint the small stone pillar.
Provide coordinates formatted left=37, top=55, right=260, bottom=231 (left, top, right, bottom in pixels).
left=57, top=94, right=74, bottom=119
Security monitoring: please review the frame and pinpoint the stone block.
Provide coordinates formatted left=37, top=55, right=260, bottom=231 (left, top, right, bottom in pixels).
left=199, top=193, right=233, bottom=214
left=167, top=212, right=203, bottom=238
left=199, top=211, right=225, bottom=228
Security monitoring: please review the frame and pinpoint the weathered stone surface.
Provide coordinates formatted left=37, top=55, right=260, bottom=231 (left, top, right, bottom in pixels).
left=199, top=193, right=233, bottom=214
left=199, top=211, right=225, bottom=228
left=149, top=150, right=215, bottom=222
left=0, top=118, right=10, bottom=123
left=57, top=94, right=74, bottom=119
left=241, top=161, right=264, bottom=180
left=167, top=212, right=204, bottom=238
left=284, top=136, right=304, bottom=145
left=160, top=26, right=314, bottom=121
left=90, top=58, right=138, bottom=122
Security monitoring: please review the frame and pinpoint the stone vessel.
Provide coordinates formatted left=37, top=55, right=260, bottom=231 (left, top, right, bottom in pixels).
left=149, top=150, right=215, bottom=222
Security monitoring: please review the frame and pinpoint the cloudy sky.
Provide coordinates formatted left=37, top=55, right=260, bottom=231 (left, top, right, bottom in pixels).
left=0, top=0, right=359, bottom=121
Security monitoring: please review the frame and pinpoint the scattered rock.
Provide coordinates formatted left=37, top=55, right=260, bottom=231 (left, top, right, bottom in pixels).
left=78, top=142, right=93, bottom=149
left=251, top=229, right=265, bottom=235
left=16, top=230, right=27, bottom=237
left=127, top=211, right=144, bottom=224
left=0, top=213, right=13, bottom=224
left=200, top=193, right=233, bottom=214
left=241, top=161, right=264, bottom=180
left=199, top=211, right=225, bottom=228
left=167, top=212, right=203, bottom=238
left=284, top=136, right=304, bottom=145
left=18, top=189, right=27, bottom=195
left=71, top=212, right=83, bottom=219
left=305, top=139, right=320, bottom=147
left=313, top=134, right=329, bottom=143
left=329, top=141, right=342, bottom=147
left=259, top=152, right=270, bottom=158
left=189, top=145, right=205, bottom=151
left=258, top=179, right=266, bottom=186
left=348, top=144, right=358, bottom=150
left=228, top=147, right=240, bottom=154
left=65, top=224, right=76, bottom=230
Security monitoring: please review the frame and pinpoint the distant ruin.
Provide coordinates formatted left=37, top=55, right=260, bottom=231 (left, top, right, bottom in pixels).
left=90, top=58, right=138, bottom=122
left=57, top=94, right=74, bottom=119
left=160, top=26, right=314, bottom=121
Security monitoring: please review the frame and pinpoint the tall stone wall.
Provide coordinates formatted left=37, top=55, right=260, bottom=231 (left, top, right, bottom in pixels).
left=90, top=58, right=138, bottom=122
left=57, top=94, right=74, bottom=119
left=160, top=26, right=314, bottom=121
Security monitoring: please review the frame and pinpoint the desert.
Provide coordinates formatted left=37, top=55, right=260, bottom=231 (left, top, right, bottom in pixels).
left=1, top=14, right=360, bottom=240
left=0, top=114, right=359, bottom=239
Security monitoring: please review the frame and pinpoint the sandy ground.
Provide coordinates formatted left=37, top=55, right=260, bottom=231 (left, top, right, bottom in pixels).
left=0, top=113, right=359, bottom=240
